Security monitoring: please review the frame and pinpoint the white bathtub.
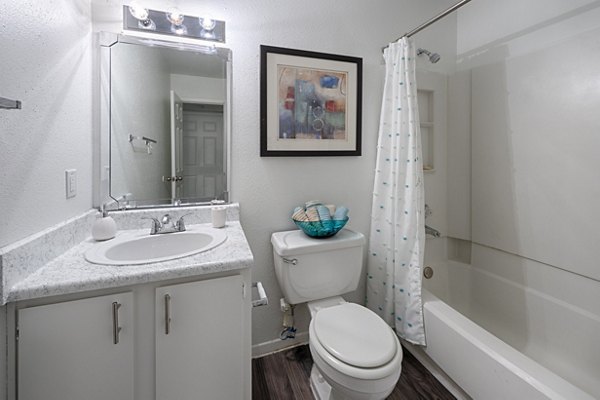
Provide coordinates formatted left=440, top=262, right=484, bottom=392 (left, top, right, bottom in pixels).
left=409, top=244, right=599, bottom=400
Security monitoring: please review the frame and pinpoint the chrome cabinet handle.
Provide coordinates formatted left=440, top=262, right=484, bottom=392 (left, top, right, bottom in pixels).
left=112, top=302, right=122, bottom=345
left=164, top=294, right=171, bottom=335
left=283, top=258, right=297, bottom=265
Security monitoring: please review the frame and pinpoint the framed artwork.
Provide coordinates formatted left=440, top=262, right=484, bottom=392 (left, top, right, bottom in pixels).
left=260, top=45, right=362, bottom=156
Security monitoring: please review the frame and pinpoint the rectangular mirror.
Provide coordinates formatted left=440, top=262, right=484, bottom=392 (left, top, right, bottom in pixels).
left=99, top=33, right=231, bottom=209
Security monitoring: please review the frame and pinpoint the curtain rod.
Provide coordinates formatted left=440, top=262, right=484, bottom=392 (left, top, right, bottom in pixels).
left=382, top=0, right=473, bottom=52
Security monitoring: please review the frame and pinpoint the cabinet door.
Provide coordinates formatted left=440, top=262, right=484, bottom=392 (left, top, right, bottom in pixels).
left=156, top=275, right=243, bottom=400
left=18, top=293, right=134, bottom=400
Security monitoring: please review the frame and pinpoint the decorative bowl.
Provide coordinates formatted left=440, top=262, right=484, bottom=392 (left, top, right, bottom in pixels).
left=293, top=217, right=349, bottom=238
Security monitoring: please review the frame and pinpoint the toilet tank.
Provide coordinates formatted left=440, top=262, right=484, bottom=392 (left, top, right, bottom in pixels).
left=271, top=229, right=366, bottom=305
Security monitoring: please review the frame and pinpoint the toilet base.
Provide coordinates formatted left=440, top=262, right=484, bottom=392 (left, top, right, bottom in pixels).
left=312, top=365, right=360, bottom=400
left=310, top=365, right=333, bottom=400
left=310, top=363, right=395, bottom=400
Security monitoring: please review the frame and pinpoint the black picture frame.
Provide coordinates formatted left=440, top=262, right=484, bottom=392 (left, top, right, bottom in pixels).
left=260, top=45, right=362, bottom=157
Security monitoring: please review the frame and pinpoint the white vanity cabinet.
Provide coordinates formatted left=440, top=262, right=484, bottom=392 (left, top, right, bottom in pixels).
left=17, top=292, right=134, bottom=400
left=13, top=271, right=251, bottom=400
left=156, top=275, right=244, bottom=400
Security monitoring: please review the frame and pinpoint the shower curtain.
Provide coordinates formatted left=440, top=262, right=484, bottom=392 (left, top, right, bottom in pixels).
left=366, top=37, right=426, bottom=346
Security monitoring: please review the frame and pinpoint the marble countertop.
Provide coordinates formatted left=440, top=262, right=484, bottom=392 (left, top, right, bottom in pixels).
left=6, top=221, right=253, bottom=303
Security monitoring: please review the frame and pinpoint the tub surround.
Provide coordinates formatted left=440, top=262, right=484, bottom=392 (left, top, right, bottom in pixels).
left=415, top=258, right=598, bottom=400
left=0, top=203, right=251, bottom=304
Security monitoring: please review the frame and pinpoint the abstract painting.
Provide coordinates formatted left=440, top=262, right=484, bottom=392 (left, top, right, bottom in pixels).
left=260, top=46, right=362, bottom=156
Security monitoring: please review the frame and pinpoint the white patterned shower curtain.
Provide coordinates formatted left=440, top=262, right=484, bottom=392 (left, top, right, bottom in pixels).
left=366, top=37, right=426, bottom=345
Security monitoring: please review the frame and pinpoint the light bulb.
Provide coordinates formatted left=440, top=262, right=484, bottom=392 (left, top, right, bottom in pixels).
left=199, top=17, right=216, bottom=31
left=170, top=24, right=188, bottom=35
left=128, top=1, right=149, bottom=20
left=166, top=7, right=184, bottom=26
left=200, top=30, right=215, bottom=40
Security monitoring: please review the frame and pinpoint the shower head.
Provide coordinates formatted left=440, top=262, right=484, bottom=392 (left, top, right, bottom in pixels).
left=417, top=48, right=441, bottom=63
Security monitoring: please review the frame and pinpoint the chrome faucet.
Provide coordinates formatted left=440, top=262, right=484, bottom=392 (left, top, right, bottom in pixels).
left=424, top=204, right=440, bottom=237
left=144, top=213, right=190, bottom=235
left=425, top=224, right=441, bottom=238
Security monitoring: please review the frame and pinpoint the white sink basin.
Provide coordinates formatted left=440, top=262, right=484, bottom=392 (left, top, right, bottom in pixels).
left=85, top=227, right=227, bottom=265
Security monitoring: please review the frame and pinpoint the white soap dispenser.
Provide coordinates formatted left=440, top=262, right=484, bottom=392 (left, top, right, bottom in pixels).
left=92, top=207, right=117, bottom=241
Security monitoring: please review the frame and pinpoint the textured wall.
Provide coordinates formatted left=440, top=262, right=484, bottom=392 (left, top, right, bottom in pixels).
left=0, top=1, right=459, bottom=395
left=0, top=0, right=93, bottom=248
left=92, top=0, right=458, bottom=349
left=170, top=75, right=225, bottom=104
left=0, top=0, right=459, bottom=364
left=0, top=1, right=93, bottom=397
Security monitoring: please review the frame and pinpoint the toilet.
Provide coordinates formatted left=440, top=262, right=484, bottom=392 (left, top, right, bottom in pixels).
left=271, top=229, right=402, bottom=400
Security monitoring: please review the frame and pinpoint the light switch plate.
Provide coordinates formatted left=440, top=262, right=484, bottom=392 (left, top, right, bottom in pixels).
left=65, top=169, right=77, bottom=198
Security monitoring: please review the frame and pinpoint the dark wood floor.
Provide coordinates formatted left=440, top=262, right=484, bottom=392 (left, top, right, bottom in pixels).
left=252, top=344, right=456, bottom=400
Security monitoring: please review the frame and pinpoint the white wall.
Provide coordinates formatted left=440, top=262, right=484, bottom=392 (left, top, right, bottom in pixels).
left=92, top=0, right=458, bottom=349
left=0, top=0, right=93, bottom=248
left=0, top=1, right=93, bottom=396
left=0, top=0, right=459, bottom=365
left=170, top=74, right=225, bottom=104
left=225, top=0, right=458, bottom=349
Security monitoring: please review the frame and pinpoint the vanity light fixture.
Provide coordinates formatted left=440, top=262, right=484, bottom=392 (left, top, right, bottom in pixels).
left=123, top=4, right=226, bottom=43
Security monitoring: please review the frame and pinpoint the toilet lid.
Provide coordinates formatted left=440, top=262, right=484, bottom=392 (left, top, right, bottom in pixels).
left=313, top=303, right=397, bottom=368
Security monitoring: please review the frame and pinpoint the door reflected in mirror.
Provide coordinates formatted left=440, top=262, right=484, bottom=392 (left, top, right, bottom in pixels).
left=102, top=34, right=231, bottom=209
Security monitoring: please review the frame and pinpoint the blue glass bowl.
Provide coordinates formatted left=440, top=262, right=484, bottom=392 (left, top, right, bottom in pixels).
left=293, top=217, right=349, bottom=238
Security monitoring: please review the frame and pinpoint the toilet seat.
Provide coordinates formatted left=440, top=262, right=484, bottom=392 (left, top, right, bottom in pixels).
left=313, top=303, right=397, bottom=368
left=309, top=304, right=402, bottom=381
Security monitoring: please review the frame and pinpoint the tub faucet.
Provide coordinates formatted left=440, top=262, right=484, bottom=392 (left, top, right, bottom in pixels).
left=425, top=224, right=441, bottom=238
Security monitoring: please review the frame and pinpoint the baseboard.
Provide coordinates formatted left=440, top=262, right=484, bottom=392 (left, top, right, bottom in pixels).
left=401, top=340, right=471, bottom=400
left=252, top=331, right=309, bottom=358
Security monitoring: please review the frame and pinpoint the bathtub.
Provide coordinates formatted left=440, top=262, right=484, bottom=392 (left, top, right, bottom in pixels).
left=406, top=244, right=598, bottom=400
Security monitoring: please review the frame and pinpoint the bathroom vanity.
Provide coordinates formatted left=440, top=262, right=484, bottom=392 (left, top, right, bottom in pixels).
left=0, top=205, right=253, bottom=400
left=0, top=25, right=250, bottom=400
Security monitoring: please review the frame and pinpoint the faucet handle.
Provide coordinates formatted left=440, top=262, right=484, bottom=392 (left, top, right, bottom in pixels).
left=176, top=213, right=192, bottom=232
left=142, top=217, right=161, bottom=235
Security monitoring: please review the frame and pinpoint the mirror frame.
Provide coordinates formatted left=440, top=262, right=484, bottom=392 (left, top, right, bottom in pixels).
left=97, top=32, right=232, bottom=210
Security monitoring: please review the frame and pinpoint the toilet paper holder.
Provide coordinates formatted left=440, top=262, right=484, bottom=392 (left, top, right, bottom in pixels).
left=252, top=281, right=268, bottom=307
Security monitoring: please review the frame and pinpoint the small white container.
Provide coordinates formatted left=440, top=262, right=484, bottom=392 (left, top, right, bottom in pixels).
left=92, top=211, right=117, bottom=241
left=211, top=206, right=226, bottom=228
